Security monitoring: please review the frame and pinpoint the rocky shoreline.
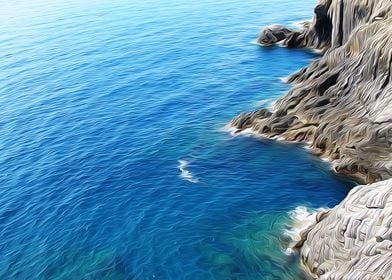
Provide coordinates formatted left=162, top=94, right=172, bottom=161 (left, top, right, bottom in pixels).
left=297, top=179, right=392, bottom=279
left=231, top=0, right=392, bottom=278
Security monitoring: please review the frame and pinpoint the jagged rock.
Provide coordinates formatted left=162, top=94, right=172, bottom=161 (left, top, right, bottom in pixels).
left=257, top=0, right=392, bottom=50
left=298, top=179, right=392, bottom=280
left=256, top=25, right=294, bottom=46
left=231, top=0, right=392, bottom=278
left=232, top=0, right=392, bottom=184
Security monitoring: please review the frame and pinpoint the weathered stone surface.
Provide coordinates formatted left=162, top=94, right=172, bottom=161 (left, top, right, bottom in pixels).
left=256, top=24, right=294, bottom=46
left=299, top=179, right=392, bottom=279
left=257, top=0, right=392, bottom=50
left=232, top=0, right=392, bottom=184
left=230, top=0, right=392, bottom=278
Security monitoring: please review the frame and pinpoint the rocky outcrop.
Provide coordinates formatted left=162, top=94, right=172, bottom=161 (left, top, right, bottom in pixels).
left=232, top=0, right=392, bottom=184
left=298, top=179, right=392, bottom=280
left=257, top=0, right=392, bottom=50
left=231, top=0, right=392, bottom=278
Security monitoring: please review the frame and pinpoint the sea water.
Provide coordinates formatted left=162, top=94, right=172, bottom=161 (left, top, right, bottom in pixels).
left=0, top=0, right=351, bottom=279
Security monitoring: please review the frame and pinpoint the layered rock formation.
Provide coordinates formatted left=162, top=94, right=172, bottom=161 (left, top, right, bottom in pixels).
left=231, top=0, right=392, bottom=278
left=232, top=0, right=392, bottom=184
left=257, top=0, right=392, bottom=50
left=298, top=179, right=392, bottom=279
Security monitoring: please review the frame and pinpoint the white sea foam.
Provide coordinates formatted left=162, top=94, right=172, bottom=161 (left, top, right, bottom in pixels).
left=273, top=135, right=286, bottom=142
left=249, top=38, right=285, bottom=47
left=220, top=125, right=256, bottom=137
left=284, top=206, right=329, bottom=255
left=288, top=19, right=312, bottom=29
left=236, top=127, right=254, bottom=136
left=220, top=124, right=239, bottom=136
left=178, top=160, right=199, bottom=183
left=321, top=156, right=332, bottom=162
left=279, top=76, right=290, bottom=83
left=249, top=39, right=261, bottom=46
left=304, top=145, right=311, bottom=150
left=268, top=100, right=277, bottom=112
left=312, top=48, right=324, bottom=54
left=254, top=98, right=275, bottom=108
left=223, top=124, right=276, bottom=141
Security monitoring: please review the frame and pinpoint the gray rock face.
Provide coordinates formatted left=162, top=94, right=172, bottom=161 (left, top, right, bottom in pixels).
left=258, top=0, right=392, bottom=50
left=299, top=179, right=392, bottom=279
left=232, top=0, right=392, bottom=183
left=256, top=24, right=294, bottom=46
left=230, top=0, right=392, bottom=278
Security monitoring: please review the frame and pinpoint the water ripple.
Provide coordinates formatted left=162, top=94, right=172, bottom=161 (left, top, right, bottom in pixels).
left=0, top=0, right=350, bottom=279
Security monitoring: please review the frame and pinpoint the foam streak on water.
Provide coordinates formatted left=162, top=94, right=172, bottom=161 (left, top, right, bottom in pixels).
left=178, top=160, right=199, bottom=183
left=284, top=206, right=329, bottom=255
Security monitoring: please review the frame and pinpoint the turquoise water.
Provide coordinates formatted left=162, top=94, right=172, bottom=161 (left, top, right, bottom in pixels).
left=0, top=0, right=351, bottom=279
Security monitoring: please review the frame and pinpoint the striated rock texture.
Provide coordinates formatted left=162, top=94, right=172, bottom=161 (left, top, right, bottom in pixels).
left=257, top=0, right=392, bottom=50
left=231, top=0, right=392, bottom=278
left=232, top=0, right=392, bottom=184
left=298, top=179, right=392, bottom=279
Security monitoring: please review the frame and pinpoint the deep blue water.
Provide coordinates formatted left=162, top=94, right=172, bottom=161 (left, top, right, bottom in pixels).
left=0, top=0, right=351, bottom=279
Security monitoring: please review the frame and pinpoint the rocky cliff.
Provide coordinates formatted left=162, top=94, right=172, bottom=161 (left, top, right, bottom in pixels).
left=232, top=0, right=392, bottom=184
left=230, top=0, right=392, bottom=278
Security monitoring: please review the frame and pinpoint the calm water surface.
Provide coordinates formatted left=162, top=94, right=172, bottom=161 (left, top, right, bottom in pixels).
left=0, top=0, right=351, bottom=279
